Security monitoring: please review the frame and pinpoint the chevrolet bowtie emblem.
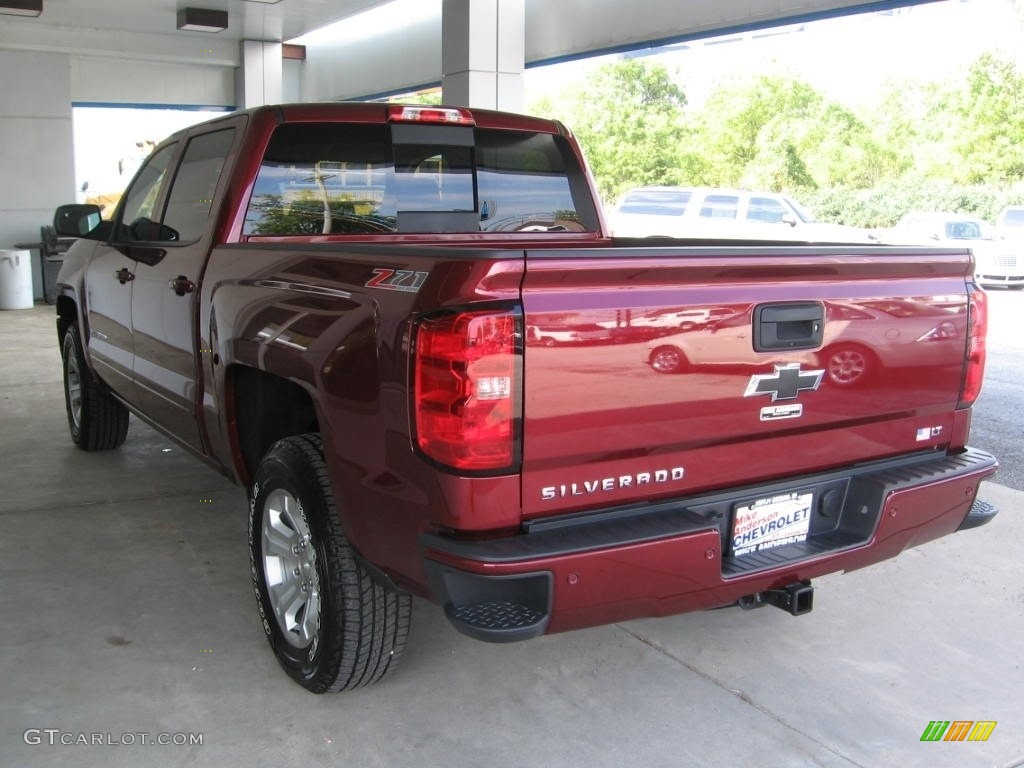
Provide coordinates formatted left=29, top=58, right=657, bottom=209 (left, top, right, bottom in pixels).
left=744, top=363, right=824, bottom=401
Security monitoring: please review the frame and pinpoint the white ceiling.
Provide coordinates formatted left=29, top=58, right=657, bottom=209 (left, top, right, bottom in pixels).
left=3, top=0, right=386, bottom=45
left=0, top=0, right=939, bottom=101
left=5, top=0, right=937, bottom=59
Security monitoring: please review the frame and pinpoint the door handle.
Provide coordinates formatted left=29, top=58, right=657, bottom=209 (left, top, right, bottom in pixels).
left=114, top=267, right=135, bottom=284
left=168, top=275, right=196, bottom=296
left=753, top=302, right=824, bottom=351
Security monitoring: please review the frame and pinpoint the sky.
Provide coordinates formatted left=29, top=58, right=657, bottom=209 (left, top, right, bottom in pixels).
left=73, top=0, right=1022, bottom=200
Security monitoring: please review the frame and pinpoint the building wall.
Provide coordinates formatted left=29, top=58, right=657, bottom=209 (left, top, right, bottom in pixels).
left=0, top=50, right=75, bottom=300
left=299, top=15, right=440, bottom=101
left=71, top=57, right=235, bottom=107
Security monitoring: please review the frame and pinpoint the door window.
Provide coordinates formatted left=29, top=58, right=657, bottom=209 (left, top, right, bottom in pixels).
left=117, top=143, right=176, bottom=242
left=747, top=197, right=790, bottom=223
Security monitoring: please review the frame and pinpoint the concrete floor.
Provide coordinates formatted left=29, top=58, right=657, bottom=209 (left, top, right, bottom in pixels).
left=1, top=303, right=1021, bottom=768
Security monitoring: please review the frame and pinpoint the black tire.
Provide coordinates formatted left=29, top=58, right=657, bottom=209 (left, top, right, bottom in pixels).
left=249, top=434, right=411, bottom=693
left=61, top=324, right=129, bottom=450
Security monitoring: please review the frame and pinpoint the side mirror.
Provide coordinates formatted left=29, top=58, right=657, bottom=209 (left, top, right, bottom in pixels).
left=781, top=214, right=798, bottom=227
left=54, top=204, right=103, bottom=237
left=128, top=217, right=179, bottom=243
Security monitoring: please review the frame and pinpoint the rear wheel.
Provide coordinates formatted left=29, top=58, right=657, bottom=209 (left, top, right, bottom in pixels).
left=61, top=324, right=129, bottom=450
left=649, top=345, right=687, bottom=374
left=249, top=434, right=411, bottom=692
left=823, top=344, right=873, bottom=387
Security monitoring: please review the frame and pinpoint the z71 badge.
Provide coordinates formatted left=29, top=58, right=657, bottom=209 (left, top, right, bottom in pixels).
left=365, top=268, right=429, bottom=293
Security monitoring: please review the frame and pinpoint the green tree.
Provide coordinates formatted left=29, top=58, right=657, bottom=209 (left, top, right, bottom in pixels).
left=525, top=46, right=1024, bottom=227
left=946, top=54, right=1024, bottom=183
left=530, top=59, right=689, bottom=203
left=689, top=75, right=892, bottom=191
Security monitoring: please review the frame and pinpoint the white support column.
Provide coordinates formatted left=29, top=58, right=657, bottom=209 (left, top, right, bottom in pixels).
left=441, top=0, right=524, bottom=112
left=238, top=40, right=283, bottom=108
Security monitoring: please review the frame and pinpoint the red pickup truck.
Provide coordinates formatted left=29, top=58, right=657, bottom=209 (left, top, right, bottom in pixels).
left=53, top=103, right=998, bottom=693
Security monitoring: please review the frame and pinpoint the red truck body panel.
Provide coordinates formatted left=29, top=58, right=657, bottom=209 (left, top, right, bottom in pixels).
left=519, top=247, right=973, bottom=518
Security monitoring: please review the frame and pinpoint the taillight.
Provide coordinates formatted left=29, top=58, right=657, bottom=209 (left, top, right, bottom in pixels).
left=959, top=285, right=987, bottom=408
left=413, top=308, right=521, bottom=472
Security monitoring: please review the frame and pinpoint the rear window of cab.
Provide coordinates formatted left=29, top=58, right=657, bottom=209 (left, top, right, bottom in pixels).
left=618, top=189, right=691, bottom=216
left=242, top=122, right=598, bottom=236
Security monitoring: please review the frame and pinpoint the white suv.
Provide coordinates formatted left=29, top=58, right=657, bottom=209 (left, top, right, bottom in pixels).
left=610, top=186, right=873, bottom=243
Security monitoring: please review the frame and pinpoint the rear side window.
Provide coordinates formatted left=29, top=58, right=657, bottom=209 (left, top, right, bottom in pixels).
left=162, top=128, right=235, bottom=242
left=619, top=190, right=691, bottom=216
left=699, top=194, right=739, bottom=220
left=242, top=123, right=596, bottom=236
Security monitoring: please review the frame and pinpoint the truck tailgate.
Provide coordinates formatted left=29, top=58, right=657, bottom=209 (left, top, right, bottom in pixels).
left=520, top=246, right=974, bottom=518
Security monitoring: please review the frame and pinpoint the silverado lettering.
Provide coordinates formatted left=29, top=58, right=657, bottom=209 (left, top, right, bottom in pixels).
left=52, top=102, right=999, bottom=694
left=541, top=467, right=686, bottom=500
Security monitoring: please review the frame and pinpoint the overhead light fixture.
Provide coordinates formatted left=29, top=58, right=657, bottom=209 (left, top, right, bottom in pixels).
left=177, top=7, right=228, bottom=33
left=0, top=0, right=43, bottom=17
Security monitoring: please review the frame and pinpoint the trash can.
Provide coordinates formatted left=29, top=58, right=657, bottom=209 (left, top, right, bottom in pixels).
left=0, top=249, right=34, bottom=310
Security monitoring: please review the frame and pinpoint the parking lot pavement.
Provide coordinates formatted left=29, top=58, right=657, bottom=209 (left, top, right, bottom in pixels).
left=1, top=303, right=1021, bottom=768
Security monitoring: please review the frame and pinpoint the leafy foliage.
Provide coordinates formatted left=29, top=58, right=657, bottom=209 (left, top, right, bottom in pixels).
left=804, top=181, right=1024, bottom=229
left=534, top=60, right=690, bottom=203
left=528, top=51, right=1024, bottom=226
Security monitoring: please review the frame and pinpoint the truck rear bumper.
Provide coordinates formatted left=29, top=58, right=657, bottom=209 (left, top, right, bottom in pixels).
left=421, top=448, right=998, bottom=642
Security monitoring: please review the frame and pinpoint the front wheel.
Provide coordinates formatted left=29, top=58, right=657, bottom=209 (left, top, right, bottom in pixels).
left=249, top=434, right=411, bottom=693
left=61, top=324, right=129, bottom=450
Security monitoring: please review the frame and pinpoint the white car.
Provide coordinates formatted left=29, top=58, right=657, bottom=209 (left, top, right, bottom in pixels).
left=609, top=186, right=874, bottom=243
left=882, top=211, right=1024, bottom=290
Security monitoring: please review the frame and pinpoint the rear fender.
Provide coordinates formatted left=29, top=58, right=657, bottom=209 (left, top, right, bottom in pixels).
left=209, top=281, right=379, bottom=486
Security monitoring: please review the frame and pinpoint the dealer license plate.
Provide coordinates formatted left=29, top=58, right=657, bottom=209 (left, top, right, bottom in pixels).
left=731, top=491, right=813, bottom=557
